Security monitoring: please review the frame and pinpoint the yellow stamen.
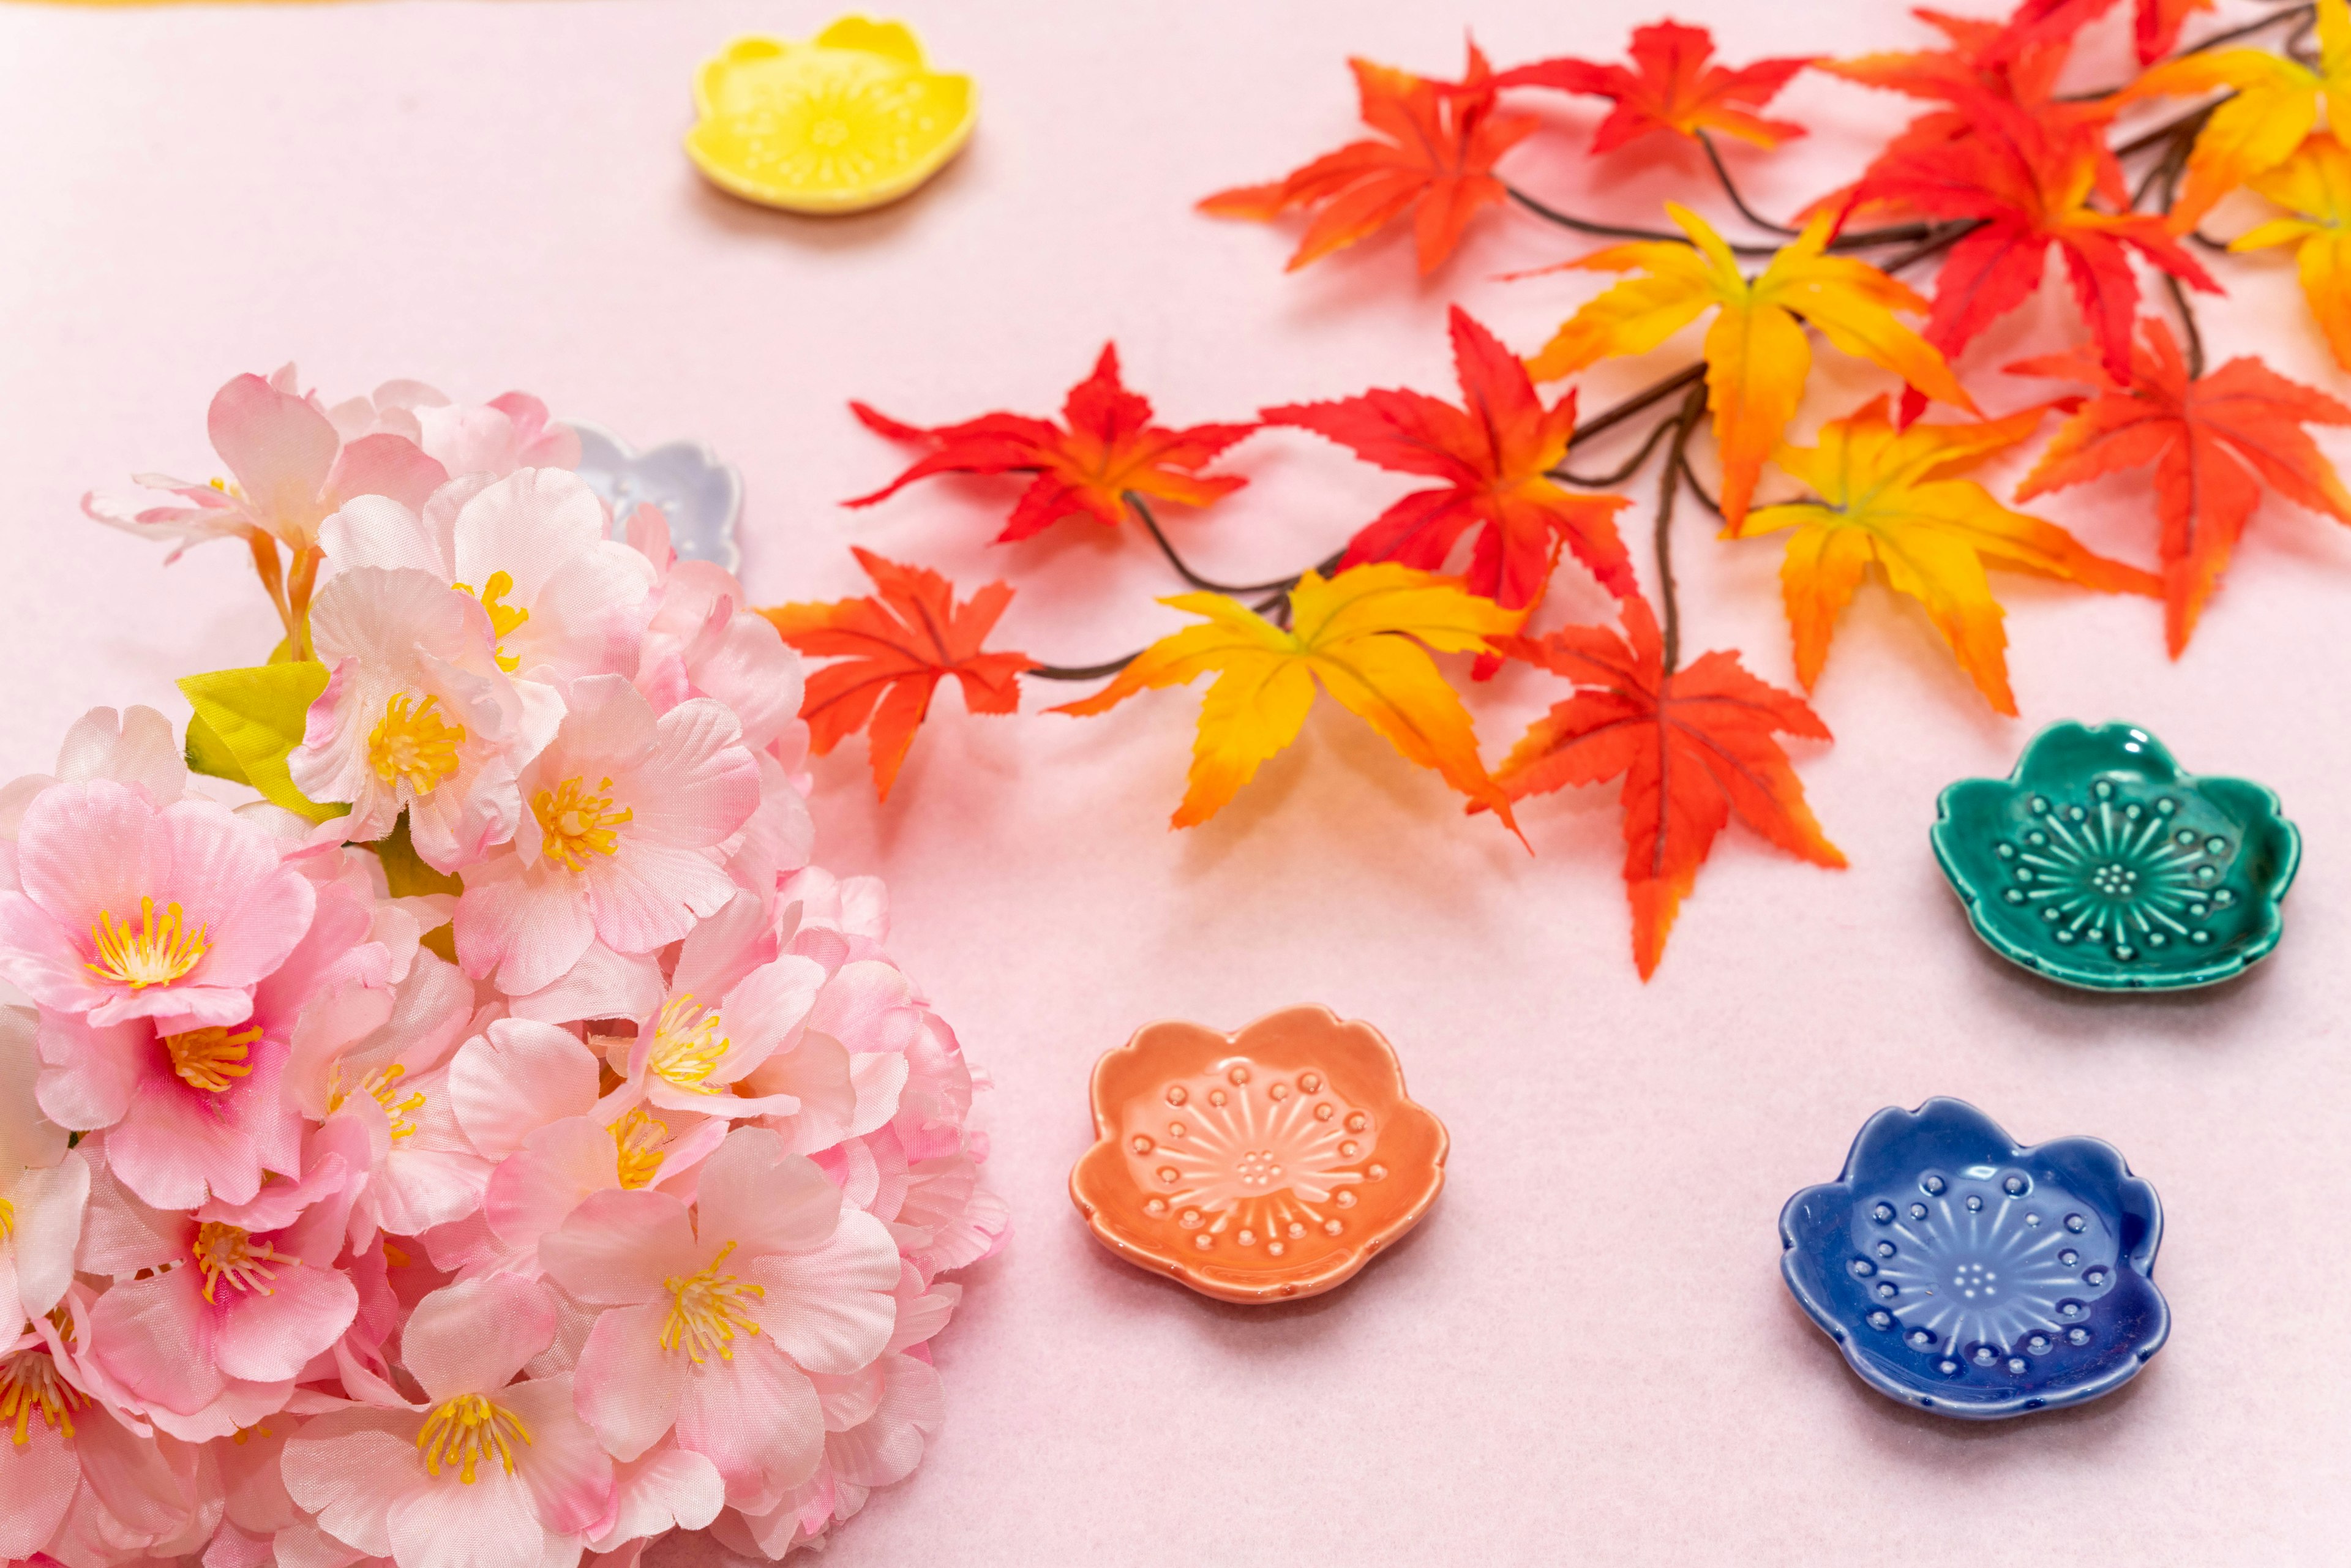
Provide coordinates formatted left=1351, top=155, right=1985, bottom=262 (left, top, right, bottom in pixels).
left=416, top=1393, right=533, bottom=1484
left=160, top=1023, right=261, bottom=1093
left=382, top=1241, right=411, bottom=1269
left=85, top=896, right=206, bottom=989
left=228, top=1420, right=274, bottom=1446
left=611, top=1106, right=669, bottom=1190
left=533, top=775, right=632, bottom=872
left=0, top=1351, right=83, bottom=1447
left=0, top=1198, right=12, bottom=1243
left=369, top=692, right=466, bottom=795
left=452, top=570, right=531, bottom=674
left=191, top=1221, right=299, bottom=1304
left=324, top=1060, right=427, bottom=1139
left=45, top=1306, right=75, bottom=1348
left=659, top=1240, right=765, bottom=1364
left=646, top=995, right=728, bottom=1095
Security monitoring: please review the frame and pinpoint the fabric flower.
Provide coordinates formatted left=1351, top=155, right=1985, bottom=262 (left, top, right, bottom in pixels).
left=539, top=1127, right=900, bottom=1514
left=34, top=879, right=378, bottom=1210
left=629, top=505, right=807, bottom=757
left=708, top=1352, right=946, bottom=1559
left=0, top=1008, right=87, bottom=1333
left=82, top=366, right=446, bottom=561
left=329, top=383, right=582, bottom=479
left=83, top=1142, right=359, bottom=1439
left=0, top=705, right=189, bottom=841
left=452, top=676, right=760, bottom=996
left=0, top=781, right=316, bottom=1029
left=290, top=566, right=561, bottom=873
left=281, top=1274, right=613, bottom=1568
left=322, top=468, right=657, bottom=685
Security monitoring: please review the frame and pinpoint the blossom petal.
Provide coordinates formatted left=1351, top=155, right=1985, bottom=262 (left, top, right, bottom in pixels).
left=400, top=1274, right=557, bottom=1401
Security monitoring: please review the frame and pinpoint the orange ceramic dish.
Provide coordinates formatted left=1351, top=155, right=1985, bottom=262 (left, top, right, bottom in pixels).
left=1070, top=1006, right=1448, bottom=1304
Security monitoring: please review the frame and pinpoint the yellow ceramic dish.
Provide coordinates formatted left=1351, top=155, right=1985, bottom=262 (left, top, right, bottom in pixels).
left=686, top=18, right=977, bottom=215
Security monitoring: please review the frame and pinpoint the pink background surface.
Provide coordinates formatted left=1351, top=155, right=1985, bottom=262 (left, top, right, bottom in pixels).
left=4, top=1, right=2348, bottom=1562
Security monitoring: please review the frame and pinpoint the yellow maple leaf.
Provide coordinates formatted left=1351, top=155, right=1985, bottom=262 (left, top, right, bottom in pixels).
left=1736, top=397, right=2161, bottom=715
left=2125, top=0, right=2351, bottom=228
left=2232, top=133, right=2351, bottom=369
left=1524, top=203, right=1973, bottom=527
left=1052, top=564, right=1524, bottom=830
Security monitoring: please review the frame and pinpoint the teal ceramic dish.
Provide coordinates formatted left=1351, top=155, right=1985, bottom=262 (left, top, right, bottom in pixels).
left=1930, top=722, right=2299, bottom=991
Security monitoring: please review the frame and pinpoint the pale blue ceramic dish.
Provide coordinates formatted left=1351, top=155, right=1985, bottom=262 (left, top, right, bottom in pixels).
left=1780, top=1098, right=2168, bottom=1419
left=569, top=421, right=743, bottom=572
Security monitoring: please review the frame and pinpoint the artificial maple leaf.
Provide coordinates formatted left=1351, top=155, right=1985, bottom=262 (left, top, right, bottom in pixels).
left=1492, top=20, right=1813, bottom=153
left=1199, top=42, right=1535, bottom=274
left=1524, top=203, right=1973, bottom=526
left=1995, top=0, right=2213, bottom=65
left=1491, top=595, right=1844, bottom=979
left=1823, top=6, right=2107, bottom=152
left=2011, top=317, right=2351, bottom=653
left=1848, top=96, right=2216, bottom=381
left=1738, top=397, right=2158, bottom=715
left=847, top=344, right=1253, bottom=542
left=2121, top=0, right=2351, bottom=228
left=1051, top=563, right=1523, bottom=830
left=1260, top=306, right=1632, bottom=615
left=2232, top=134, right=2351, bottom=369
left=760, top=549, right=1037, bottom=800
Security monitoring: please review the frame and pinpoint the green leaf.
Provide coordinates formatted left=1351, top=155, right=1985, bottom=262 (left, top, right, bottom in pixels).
left=177, top=662, right=348, bottom=823
left=364, top=811, right=462, bottom=898
left=184, top=711, right=250, bottom=786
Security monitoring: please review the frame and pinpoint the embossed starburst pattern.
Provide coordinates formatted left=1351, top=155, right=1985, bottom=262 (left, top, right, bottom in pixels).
left=1120, top=1059, right=1384, bottom=1262
left=1849, top=1171, right=2118, bottom=1379
left=1991, top=780, right=2235, bottom=963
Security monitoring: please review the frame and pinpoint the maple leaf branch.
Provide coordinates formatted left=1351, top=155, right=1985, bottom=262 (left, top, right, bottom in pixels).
left=1503, top=184, right=1782, bottom=255
left=1653, top=384, right=1712, bottom=675
left=1553, top=413, right=1681, bottom=487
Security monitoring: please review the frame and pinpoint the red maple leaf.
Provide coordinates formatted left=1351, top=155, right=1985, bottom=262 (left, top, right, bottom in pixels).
left=759, top=550, right=1037, bottom=800
left=1998, top=0, right=2214, bottom=65
left=1198, top=42, right=1536, bottom=273
left=1259, top=305, right=1632, bottom=615
left=1493, top=596, right=1845, bottom=980
left=1495, top=20, right=1814, bottom=153
left=2011, top=317, right=2351, bottom=653
left=847, top=345, right=1253, bottom=542
left=1849, top=96, right=2216, bottom=381
left=1823, top=7, right=2095, bottom=138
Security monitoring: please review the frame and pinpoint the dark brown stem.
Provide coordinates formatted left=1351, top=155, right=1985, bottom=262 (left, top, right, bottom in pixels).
left=1654, top=384, right=1709, bottom=675
left=1697, top=130, right=1801, bottom=236
left=1553, top=415, right=1679, bottom=487
left=1505, top=185, right=1783, bottom=257
left=1126, top=492, right=1300, bottom=595
left=1028, top=654, right=1142, bottom=682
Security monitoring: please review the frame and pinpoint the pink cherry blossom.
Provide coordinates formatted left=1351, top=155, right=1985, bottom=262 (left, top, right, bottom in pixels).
left=322, top=468, right=656, bottom=685
left=708, top=1352, right=946, bottom=1559
left=0, top=705, right=189, bottom=840
left=0, top=1009, right=87, bottom=1332
left=34, top=879, right=378, bottom=1210
left=452, top=677, right=759, bottom=997
left=83, top=366, right=445, bottom=561
left=628, top=506, right=808, bottom=760
left=280, top=1275, right=613, bottom=1568
left=83, top=1142, right=359, bottom=1439
left=0, top=782, right=317, bottom=1029
left=329, top=383, right=582, bottom=479
left=541, top=1128, right=899, bottom=1516
left=604, top=893, right=826, bottom=1122
left=289, top=566, right=561, bottom=874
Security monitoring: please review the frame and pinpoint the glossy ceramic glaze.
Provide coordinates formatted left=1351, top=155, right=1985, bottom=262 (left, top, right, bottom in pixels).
left=568, top=421, right=743, bottom=573
left=685, top=19, right=977, bottom=215
left=1070, top=1007, right=1447, bottom=1305
left=1780, top=1097, right=2169, bottom=1419
left=1931, top=721, right=2300, bottom=990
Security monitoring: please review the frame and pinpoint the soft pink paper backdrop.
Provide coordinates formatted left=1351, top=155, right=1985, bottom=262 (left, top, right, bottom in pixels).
left=4, top=1, right=2347, bottom=1562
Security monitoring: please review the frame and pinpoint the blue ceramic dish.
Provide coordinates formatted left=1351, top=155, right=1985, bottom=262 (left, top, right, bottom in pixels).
left=1930, top=721, right=2300, bottom=990
left=568, top=421, right=743, bottom=572
left=1780, top=1098, right=2168, bottom=1419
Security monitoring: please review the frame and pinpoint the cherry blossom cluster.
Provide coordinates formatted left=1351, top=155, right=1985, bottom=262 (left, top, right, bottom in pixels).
left=0, top=371, right=1005, bottom=1566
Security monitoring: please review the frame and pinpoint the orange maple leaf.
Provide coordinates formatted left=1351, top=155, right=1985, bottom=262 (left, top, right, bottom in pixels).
left=846, top=345, right=1253, bottom=542
left=1494, top=20, right=1813, bottom=153
left=2011, top=318, right=2351, bottom=655
left=2232, top=133, right=2351, bottom=370
left=1198, top=42, right=1536, bottom=273
left=1739, top=397, right=2158, bottom=715
left=760, top=549, right=1037, bottom=800
left=1493, top=596, right=1845, bottom=980
left=1260, top=305, right=1632, bottom=613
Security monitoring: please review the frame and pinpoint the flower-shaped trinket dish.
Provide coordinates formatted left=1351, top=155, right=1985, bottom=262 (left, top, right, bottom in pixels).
left=1931, top=720, right=2300, bottom=991
left=1070, top=1007, right=1447, bottom=1305
left=1780, top=1098, right=2169, bottom=1419
left=686, top=18, right=977, bottom=215
left=568, top=421, right=743, bottom=573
